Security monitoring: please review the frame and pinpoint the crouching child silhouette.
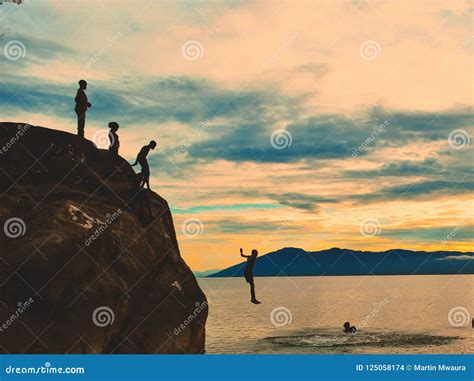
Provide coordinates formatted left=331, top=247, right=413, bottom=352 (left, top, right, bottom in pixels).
left=240, top=248, right=261, bottom=304
left=132, top=140, right=156, bottom=190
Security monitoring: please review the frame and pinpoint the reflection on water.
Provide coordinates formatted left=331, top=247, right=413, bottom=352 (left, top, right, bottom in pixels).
left=197, top=275, right=473, bottom=354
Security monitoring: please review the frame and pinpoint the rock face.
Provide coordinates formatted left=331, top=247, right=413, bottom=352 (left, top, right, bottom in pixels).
left=0, top=122, right=207, bottom=354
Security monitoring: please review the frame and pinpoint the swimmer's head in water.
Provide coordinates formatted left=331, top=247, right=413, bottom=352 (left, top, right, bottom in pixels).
left=343, top=322, right=351, bottom=330
left=251, top=249, right=258, bottom=256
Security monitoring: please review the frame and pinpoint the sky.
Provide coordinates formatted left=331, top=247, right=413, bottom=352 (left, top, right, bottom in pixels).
left=0, top=0, right=472, bottom=270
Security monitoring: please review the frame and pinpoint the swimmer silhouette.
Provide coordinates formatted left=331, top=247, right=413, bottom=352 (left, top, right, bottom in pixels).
left=240, top=248, right=261, bottom=304
left=108, top=122, right=120, bottom=155
left=132, top=140, right=156, bottom=190
left=343, top=321, right=358, bottom=334
left=74, top=79, right=91, bottom=138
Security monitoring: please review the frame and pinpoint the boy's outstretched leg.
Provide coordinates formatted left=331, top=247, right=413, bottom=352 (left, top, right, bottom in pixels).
left=250, top=281, right=261, bottom=304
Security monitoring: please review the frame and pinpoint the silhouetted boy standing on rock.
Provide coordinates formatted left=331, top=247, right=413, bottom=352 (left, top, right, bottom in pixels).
left=132, top=140, right=156, bottom=190
left=240, top=248, right=261, bottom=304
left=74, top=79, right=91, bottom=138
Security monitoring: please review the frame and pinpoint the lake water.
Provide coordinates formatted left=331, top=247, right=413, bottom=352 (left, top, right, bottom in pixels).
left=197, top=275, right=473, bottom=354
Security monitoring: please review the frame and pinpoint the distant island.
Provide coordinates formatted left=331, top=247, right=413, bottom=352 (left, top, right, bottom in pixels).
left=208, top=247, right=474, bottom=277
left=193, top=269, right=221, bottom=278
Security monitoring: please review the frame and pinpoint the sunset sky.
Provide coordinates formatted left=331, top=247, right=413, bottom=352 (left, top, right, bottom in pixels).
left=0, top=0, right=472, bottom=270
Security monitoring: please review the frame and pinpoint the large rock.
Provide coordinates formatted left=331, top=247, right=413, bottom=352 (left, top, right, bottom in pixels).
left=0, top=122, right=207, bottom=353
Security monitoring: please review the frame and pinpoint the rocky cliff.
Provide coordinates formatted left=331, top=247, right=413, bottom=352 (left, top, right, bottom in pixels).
left=0, top=122, right=207, bottom=353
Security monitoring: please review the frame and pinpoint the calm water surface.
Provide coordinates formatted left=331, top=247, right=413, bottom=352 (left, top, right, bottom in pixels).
left=197, top=275, right=473, bottom=354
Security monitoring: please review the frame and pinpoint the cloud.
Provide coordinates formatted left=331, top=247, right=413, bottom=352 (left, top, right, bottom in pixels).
left=187, top=113, right=361, bottom=163
left=0, top=74, right=73, bottom=117
left=381, top=225, right=474, bottom=242
left=2, top=68, right=471, bottom=169
left=187, top=107, right=473, bottom=163
left=268, top=192, right=338, bottom=211
left=436, top=255, right=474, bottom=261
left=211, top=218, right=298, bottom=233
left=0, top=74, right=301, bottom=127
left=1, top=71, right=471, bottom=207
left=371, top=107, right=474, bottom=139
left=1, top=33, right=73, bottom=65
left=172, top=203, right=281, bottom=214
left=353, top=180, right=474, bottom=202
left=345, top=158, right=444, bottom=178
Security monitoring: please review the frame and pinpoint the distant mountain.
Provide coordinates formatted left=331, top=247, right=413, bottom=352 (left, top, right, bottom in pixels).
left=208, top=247, right=474, bottom=277
left=193, top=269, right=221, bottom=278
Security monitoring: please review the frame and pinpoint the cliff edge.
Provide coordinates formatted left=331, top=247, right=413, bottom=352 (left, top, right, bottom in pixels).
left=0, top=122, right=207, bottom=353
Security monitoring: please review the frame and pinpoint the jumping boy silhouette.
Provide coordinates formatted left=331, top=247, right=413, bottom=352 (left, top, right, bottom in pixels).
left=74, top=79, right=91, bottom=138
left=240, top=248, right=261, bottom=304
left=132, top=140, right=156, bottom=190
